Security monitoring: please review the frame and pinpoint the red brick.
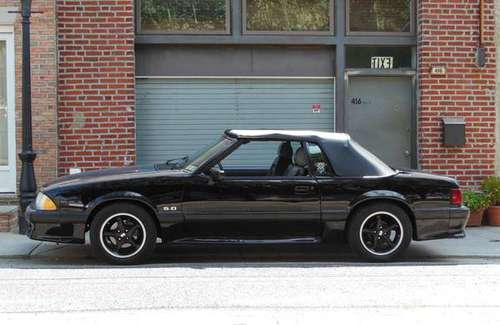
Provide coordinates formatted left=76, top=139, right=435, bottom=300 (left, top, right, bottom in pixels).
left=57, top=0, right=135, bottom=175
left=418, top=0, right=496, bottom=188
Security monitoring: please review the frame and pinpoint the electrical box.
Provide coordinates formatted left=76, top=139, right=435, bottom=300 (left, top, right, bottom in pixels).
left=442, top=117, right=465, bottom=146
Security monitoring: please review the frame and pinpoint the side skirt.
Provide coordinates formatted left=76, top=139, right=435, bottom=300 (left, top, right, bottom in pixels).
left=169, top=237, right=322, bottom=245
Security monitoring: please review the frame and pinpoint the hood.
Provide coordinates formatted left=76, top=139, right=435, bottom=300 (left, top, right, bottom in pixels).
left=394, top=168, right=459, bottom=187
left=43, top=165, right=186, bottom=190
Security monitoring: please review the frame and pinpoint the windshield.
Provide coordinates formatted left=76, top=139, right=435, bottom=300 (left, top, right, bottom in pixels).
left=182, top=136, right=235, bottom=172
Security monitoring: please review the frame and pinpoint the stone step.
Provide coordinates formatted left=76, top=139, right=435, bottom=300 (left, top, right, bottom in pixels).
left=0, top=194, right=18, bottom=205
left=0, top=205, right=18, bottom=233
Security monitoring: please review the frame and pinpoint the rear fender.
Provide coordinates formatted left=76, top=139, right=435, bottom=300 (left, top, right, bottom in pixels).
left=349, top=190, right=409, bottom=212
left=346, top=190, right=417, bottom=239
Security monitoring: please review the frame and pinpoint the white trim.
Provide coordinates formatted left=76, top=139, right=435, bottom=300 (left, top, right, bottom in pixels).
left=135, top=75, right=335, bottom=80
left=0, top=25, right=14, bottom=33
left=0, top=29, right=16, bottom=193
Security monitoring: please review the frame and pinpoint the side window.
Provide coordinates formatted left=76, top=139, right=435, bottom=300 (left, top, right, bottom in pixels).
left=306, top=142, right=334, bottom=177
left=221, top=141, right=283, bottom=169
left=219, top=140, right=309, bottom=177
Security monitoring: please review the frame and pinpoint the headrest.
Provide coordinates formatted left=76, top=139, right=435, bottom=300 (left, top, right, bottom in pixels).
left=294, top=147, right=307, bottom=167
left=277, top=142, right=293, bottom=158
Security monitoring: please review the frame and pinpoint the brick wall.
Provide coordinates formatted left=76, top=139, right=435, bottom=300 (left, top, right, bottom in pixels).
left=418, top=0, right=497, bottom=188
left=496, top=0, right=500, bottom=176
left=1, top=0, right=58, bottom=190
left=57, top=0, right=136, bottom=175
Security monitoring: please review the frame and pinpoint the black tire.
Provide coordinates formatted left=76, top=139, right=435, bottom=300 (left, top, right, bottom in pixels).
left=347, top=203, right=412, bottom=262
left=90, top=203, right=157, bottom=265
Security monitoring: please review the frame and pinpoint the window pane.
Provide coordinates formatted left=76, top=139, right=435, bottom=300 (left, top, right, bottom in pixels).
left=221, top=140, right=304, bottom=171
left=246, top=0, right=331, bottom=32
left=346, top=46, right=412, bottom=69
left=222, top=141, right=284, bottom=169
left=349, top=0, right=412, bottom=33
left=141, top=0, right=227, bottom=33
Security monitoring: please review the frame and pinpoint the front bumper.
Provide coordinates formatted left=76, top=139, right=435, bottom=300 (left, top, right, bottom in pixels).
left=25, top=204, right=87, bottom=244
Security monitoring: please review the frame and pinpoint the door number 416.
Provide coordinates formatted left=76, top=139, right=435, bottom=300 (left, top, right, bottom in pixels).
left=351, top=97, right=362, bottom=105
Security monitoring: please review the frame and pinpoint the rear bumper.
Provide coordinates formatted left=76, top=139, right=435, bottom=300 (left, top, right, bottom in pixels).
left=449, top=206, right=470, bottom=233
left=25, top=204, right=87, bottom=244
left=414, top=206, right=469, bottom=241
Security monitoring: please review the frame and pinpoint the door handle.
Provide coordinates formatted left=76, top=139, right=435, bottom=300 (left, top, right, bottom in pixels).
left=295, top=185, right=311, bottom=194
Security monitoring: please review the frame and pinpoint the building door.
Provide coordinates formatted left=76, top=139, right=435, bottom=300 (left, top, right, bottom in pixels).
left=0, top=31, right=16, bottom=193
left=346, top=76, right=413, bottom=169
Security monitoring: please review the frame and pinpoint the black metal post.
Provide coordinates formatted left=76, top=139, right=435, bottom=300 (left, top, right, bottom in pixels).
left=18, top=0, right=37, bottom=234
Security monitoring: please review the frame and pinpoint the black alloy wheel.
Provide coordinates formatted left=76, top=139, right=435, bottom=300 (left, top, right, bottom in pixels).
left=360, top=211, right=403, bottom=256
left=90, top=203, right=157, bottom=264
left=100, top=213, right=146, bottom=259
left=347, top=203, right=412, bottom=261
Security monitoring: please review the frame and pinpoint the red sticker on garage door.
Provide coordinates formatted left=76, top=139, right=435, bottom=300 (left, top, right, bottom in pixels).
left=312, top=104, right=321, bottom=113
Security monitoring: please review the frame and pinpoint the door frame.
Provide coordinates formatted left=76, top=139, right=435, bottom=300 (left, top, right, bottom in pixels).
left=0, top=26, right=16, bottom=193
left=344, top=69, right=417, bottom=169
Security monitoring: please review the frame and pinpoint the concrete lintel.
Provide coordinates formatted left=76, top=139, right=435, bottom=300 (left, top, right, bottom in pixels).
left=0, top=7, right=18, bottom=26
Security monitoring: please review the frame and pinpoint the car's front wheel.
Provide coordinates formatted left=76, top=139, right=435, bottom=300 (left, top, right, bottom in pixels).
left=90, top=203, right=157, bottom=264
left=347, top=203, right=412, bottom=262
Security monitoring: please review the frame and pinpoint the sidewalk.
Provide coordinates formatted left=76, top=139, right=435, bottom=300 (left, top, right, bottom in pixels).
left=0, top=232, right=90, bottom=260
left=0, top=227, right=499, bottom=262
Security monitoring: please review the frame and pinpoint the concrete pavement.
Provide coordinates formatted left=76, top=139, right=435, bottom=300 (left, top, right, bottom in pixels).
left=0, top=226, right=499, bottom=263
left=1, top=259, right=500, bottom=324
left=1, top=227, right=500, bottom=324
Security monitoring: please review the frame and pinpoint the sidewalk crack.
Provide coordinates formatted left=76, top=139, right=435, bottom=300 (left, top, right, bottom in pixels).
left=27, top=242, right=43, bottom=257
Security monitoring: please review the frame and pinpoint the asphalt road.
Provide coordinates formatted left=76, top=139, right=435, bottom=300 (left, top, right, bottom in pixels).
left=1, top=241, right=500, bottom=325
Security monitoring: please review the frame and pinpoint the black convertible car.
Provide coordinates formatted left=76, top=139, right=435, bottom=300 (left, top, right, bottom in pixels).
left=26, top=130, right=469, bottom=264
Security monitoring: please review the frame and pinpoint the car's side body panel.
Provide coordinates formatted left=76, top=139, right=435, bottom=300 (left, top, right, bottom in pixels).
left=182, top=174, right=322, bottom=238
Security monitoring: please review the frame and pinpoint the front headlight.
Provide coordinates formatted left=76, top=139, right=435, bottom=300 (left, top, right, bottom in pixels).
left=35, top=192, right=57, bottom=211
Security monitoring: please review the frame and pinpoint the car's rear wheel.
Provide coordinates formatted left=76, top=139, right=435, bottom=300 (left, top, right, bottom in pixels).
left=90, top=203, right=157, bottom=264
left=347, top=203, right=412, bottom=262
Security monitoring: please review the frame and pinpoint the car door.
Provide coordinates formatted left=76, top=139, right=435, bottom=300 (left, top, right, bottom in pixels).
left=182, top=140, right=322, bottom=239
left=305, top=141, right=352, bottom=223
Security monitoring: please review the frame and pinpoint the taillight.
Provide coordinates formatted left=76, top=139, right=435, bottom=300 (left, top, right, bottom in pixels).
left=451, top=188, right=462, bottom=205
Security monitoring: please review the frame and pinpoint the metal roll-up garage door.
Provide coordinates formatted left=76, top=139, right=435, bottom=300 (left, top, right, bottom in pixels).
left=136, top=78, right=335, bottom=166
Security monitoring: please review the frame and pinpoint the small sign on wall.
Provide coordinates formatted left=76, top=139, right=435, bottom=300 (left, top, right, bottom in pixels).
left=312, top=104, right=321, bottom=113
left=371, top=56, right=394, bottom=69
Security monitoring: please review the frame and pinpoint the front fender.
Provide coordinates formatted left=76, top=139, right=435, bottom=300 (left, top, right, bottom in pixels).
left=86, top=191, right=159, bottom=217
